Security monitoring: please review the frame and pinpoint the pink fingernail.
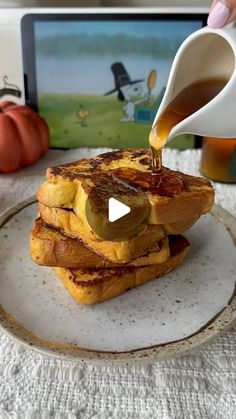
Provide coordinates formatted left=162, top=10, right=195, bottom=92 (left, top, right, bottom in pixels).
left=207, top=1, right=231, bottom=28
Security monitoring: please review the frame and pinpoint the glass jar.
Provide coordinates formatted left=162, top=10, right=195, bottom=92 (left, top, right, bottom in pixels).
left=200, top=137, right=236, bottom=183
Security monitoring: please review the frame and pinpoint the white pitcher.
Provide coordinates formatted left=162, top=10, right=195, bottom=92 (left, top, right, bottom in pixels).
left=151, top=27, right=236, bottom=143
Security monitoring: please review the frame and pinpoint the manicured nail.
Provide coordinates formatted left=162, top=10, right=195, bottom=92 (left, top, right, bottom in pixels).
left=207, top=1, right=231, bottom=28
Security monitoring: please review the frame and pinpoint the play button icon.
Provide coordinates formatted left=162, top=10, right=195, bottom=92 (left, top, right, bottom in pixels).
left=108, top=197, right=131, bottom=222
left=85, top=172, right=150, bottom=241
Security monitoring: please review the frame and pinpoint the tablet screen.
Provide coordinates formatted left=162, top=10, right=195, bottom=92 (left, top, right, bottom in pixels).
left=22, top=14, right=206, bottom=148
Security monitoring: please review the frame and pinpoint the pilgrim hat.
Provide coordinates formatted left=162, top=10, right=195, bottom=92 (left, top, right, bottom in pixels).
left=104, top=62, right=144, bottom=95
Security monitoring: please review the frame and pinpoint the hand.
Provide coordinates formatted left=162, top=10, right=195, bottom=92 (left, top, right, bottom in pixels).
left=208, top=0, right=236, bottom=28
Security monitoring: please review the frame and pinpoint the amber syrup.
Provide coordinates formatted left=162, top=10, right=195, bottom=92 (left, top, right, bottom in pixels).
left=149, top=77, right=228, bottom=180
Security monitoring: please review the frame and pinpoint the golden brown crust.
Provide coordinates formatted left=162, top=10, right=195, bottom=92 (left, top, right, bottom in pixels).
left=32, top=149, right=213, bottom=305
left=37, top=148, right=214, bottom=240
left=47, top=148, right=152, bottom=178
left=30, top=218, right=170, bottom=268
left=53, top=235, right=190, bottom=304
left=38, top=203, right=166, bottom=263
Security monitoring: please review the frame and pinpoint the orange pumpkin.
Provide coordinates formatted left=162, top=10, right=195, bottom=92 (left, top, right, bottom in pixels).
left=0, top=101, right=49, bottom=173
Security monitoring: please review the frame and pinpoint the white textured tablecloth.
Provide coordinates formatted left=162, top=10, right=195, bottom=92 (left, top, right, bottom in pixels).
left=0, top=148, right=235, bottom=419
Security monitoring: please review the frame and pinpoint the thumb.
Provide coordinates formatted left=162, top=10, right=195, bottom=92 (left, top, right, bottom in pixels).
left=207, top=0, right=236, bottom=28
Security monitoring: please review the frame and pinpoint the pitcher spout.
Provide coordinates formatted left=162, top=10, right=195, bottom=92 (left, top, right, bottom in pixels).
left=150, top=27, right=236, bottom=147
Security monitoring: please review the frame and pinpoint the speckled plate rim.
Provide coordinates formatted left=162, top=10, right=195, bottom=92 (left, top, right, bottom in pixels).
left=0, top=196, right=235, bottom=365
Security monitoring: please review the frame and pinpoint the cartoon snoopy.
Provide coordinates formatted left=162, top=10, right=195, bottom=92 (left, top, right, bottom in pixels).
left=104, top=62, right=147, bottom=122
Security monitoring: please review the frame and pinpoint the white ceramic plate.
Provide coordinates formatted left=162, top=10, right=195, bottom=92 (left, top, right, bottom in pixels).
left=0, top=197, right=235, bottom=364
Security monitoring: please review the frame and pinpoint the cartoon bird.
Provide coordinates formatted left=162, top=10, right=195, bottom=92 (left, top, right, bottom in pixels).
left=147, top=70, right=157, bottom=103
left=76, top=104, right=89, bottom=127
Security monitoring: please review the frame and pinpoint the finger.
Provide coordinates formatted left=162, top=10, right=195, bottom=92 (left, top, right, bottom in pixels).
left=207, top=0, right=236, bottom=28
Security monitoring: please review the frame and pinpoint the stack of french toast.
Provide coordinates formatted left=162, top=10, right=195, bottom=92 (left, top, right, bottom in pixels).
left=30, top=148, right=214, bottom=304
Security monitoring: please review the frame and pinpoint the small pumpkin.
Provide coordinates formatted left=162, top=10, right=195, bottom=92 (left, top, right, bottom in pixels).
left=0, top=101, right=49, bottom=173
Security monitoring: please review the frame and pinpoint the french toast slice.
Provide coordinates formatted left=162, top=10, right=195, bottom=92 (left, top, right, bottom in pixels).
left=30, top=218, right=170, bottom=268
left=53, top=235, right=190, bottom=304
left=37, top=148, right=214, bottom=239
left=38, top=203, right=166, bottom=263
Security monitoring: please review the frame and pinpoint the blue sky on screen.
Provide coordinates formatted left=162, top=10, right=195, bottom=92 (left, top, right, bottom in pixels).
left=35, top=20, right=202, bottom=39
left=35, top=19, right=203, bottom=95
